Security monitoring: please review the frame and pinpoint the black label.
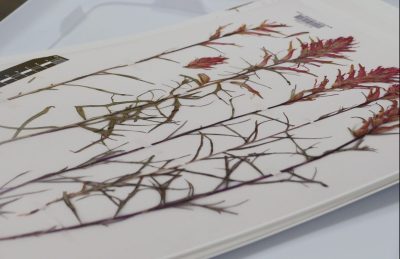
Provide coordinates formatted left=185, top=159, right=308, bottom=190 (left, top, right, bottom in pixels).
left=0, top=55, right=68, bottom=88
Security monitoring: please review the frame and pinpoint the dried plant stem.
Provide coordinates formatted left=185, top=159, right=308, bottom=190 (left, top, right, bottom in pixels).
left=0, top=112, right=318, bottom=203
left=227, top=1, right=255, bottom=12
left=7, top=21, right=295, bottom=101
left=0, top=52, right=332, bottom=147
left=0, top=173, right=275, bottom=241
left=0, top=115, right=375, bottom=241
left=315, top=96, right=386, bottom=122
left=1, top=91, right=388, bottom=197
left=282, top=135, right=365, bottom=174
left=1, top=37, right=359, bottom=151
left=0, top=111, right=261, bottom=196
left=133, top=22, right=296, bottom=64
left=8, top=65, right=131, bottom=100
left=0, top=168, right=327, bottom=242
left=2, top=97, right=396, bottom=243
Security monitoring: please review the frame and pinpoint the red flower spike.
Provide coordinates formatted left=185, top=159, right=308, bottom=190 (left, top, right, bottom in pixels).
left=352, top=102, right=400, bottom=137
left=295, top=37, right=355, bottom=65
left=384, top=84, right=400, bottom=100
left=333, top=65, right=400, bottom=89
left=185, top=56, right=228, bottom=70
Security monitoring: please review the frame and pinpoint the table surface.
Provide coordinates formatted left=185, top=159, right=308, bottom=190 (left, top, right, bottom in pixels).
left=0, top=1, right=398, bottom=258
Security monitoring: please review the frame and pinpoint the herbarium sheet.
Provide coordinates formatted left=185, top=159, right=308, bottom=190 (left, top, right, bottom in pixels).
left=0, top=0, right=398, bottom=258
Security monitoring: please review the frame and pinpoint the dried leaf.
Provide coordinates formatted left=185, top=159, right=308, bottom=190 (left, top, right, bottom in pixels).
left=185, top=56, right=228, bottom=70
left=209, top=24, right=230, bottom=40
left=281, top=41, right=295, bottom=61
left=115, top=178, right=143, bottom=217
left=75, top=106, right=87, bottom=120
left=198, top=73, right=211, bottom=85
left=63, top=192, right=81, bottom=224
left=231, top=81, right=263, bottom=99
left=12, top=106, right=54, bottom=139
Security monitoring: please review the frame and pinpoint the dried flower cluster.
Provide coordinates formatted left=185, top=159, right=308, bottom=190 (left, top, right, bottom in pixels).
left=286, top=65, right=400, bottom=104
left=332, top=65, right=400, bottom=89
left=256, top=37, right=356, bottom=79
left=294, top=37, right=355, bottom=65
left=351, top=102, right=399, bottom=137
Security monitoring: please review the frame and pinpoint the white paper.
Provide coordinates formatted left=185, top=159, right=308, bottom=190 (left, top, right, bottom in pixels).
left=0, top=0, right=398, bottom=258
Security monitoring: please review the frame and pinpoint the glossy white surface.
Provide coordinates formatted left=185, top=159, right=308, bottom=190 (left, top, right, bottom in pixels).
left=0, top=1, right=398, bottom=258
left=216, top=185, right=399, bottom=259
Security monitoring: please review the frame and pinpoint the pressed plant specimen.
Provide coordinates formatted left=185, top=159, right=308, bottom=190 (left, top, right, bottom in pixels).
left=0, top=10, right=399, bottom=244
left=0, top=31, right=397, bottom=197
left=0, top=19, right=311, bottom=153
left=281, top=65, right=399, bottom=106
left=0, top=61, right=398, bottom=240
left=0, top=36, right=358, bottom=151
left=1, top=95, right=398, bottom=241
left=5, top=20, right=300, bottom=101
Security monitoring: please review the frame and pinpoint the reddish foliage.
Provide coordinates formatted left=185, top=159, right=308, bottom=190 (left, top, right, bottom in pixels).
left=289, top=77, right=330, bottom=102
left=365, top=87, right=381, bottom=102
left=185, top=56, right=228, bottom=70
left=270, top=37, right=356, bottom=76
left=232, top=24, right=268, bottom=36
left=286, top=64, right=399, bottom=104
left=295, top=37, right=355, bottom=65
left=333, top=65, right=400, bottom=89
left=384, top=84, right=400, bottom=100
left=257, top=48, right=273, bottom=67
left=231, top=21, right=289, bottom=37
left=352, top=102, right=400, bottom=137
left=253, top=20, right=288, bottom=35
left=311, top=76, right=330, bottom=93
left=281, top=41, right=296, bottom=61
